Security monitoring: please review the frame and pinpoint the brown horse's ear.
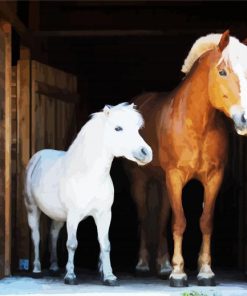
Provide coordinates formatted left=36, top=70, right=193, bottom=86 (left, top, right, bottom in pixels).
left=242, top=38, right=247, bottom=46
left=218, top=30, right=230, bottom=52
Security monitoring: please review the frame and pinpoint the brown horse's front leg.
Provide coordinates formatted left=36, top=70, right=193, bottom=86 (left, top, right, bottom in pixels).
left=198, top=169, right=224, bottom=286
left=166, top=169, right=188, bottom=287
left=156, top=185, right=172, bottom=279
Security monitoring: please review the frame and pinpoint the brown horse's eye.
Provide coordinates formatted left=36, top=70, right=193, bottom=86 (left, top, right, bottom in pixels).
left=219, top=69, right=227, bottom=76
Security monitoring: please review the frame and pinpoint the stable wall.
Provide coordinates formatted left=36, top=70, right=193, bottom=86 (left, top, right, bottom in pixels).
left=7, top=1, right=247, bottom=276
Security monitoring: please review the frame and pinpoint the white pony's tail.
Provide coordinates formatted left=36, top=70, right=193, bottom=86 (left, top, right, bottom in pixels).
left=24, top=152, right=42, bottom=210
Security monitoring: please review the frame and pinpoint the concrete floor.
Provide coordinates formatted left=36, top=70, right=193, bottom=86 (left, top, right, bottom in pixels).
left=0, top=271, right=246, bottom=296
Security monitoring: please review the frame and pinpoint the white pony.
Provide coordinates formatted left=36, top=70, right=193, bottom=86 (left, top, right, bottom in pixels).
left=24, top=103, right=152, bottom=285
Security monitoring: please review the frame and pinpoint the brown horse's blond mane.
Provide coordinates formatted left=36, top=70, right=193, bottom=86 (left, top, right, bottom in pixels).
left=181, top=32, right=247, bottom=108
left=181, top=34, right=222, bottom=74
left=181, top=33, right=247, bottom=75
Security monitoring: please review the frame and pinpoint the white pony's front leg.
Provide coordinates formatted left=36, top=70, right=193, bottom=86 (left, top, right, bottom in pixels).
left=64, top=214, right=80, bottom=285
left=94, top=210, right=118, bottom=286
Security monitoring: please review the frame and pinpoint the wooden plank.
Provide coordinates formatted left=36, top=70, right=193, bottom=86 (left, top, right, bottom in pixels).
left=0, top=25, right=6, bottom=278
left=36, top=81, right=79, bottom=103
left=66, top=103, right=77, bottom=148
left=20, top=46, right=31, bottom=60
left=33, top=60, right=77, bottom=92
left=11, top=66, right=17, bottom=274
left=31, top=61, right=37, bottom=156
left=16, top=57, right=31, bottom=272
left=55, top=100, right=63, bottom=150
left=34, top=94, right=45, bottom=151
left=45, top=96, right=55, bottom=148
left=3, top=22, right=11, bottom=277
left=0, top=21, right=11, bottom=278
left=64, top=103, right=71, bottom=149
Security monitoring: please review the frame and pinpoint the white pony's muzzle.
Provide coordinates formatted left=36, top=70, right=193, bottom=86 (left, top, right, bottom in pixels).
left=133, top=146, right=153, bottom=165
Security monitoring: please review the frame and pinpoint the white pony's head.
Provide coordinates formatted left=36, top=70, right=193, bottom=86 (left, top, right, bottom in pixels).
left=100, top=103, right=152, bottom=165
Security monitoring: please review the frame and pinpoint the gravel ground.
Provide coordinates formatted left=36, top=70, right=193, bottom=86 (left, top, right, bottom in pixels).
left=0, top=270, right=246, bottom=296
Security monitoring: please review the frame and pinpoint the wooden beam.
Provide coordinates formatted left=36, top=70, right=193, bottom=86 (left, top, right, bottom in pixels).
left=20, top=46, right=31, bottom=60
left=36, top=81, right=79, bottom=103
left=0, top=1, right=31, bottom=46
left=16, top=55, right=31, bottom=273
left=0, top=21, right=12, bottom=278
left=35, top=30, right=168, bottom=37
left=11, top=66, right=17, bottom=274
left=60, top=0, right=201, bottom=7
left=34, top=28, right=218, bottom=38
left=0, top=2, right=45, bottom=63
left=3, top=21, right=11, bottom=277
left=29, top=1, right=40, bottom=31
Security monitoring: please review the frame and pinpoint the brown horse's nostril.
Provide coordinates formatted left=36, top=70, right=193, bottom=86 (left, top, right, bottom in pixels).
left=241, top=113, right=247, bottom=123
left=141, top=147, right=148, bottom=156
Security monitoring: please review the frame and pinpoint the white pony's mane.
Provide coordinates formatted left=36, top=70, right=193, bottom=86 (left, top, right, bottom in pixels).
left=90, top=102, right=144, bottom=128
left=66, top=103, right=144, bottom=171
left=181, top=33, right=247, bottom=75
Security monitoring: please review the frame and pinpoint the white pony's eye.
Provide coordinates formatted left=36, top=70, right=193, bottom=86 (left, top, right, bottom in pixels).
left=115, top=126, right=123, bottom=132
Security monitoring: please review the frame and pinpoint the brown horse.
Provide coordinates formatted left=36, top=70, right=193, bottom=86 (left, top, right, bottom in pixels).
left=128, top=31, right=247, bottom=287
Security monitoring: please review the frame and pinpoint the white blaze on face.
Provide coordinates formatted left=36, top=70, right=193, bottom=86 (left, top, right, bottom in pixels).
left=232, top=63, right=247, bottom=113
left=222, top=39, right=247, bottom=114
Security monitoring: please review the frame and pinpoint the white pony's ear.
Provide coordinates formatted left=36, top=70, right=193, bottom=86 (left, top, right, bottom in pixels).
left=103, top=105, right=111, bottom=116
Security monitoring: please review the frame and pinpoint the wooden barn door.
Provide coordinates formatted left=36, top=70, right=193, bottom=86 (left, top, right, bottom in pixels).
left=13, top=57, right=78, bottom=273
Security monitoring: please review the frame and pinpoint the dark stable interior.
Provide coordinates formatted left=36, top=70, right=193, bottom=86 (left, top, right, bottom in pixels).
left=14, top=1, right=247, bottom=275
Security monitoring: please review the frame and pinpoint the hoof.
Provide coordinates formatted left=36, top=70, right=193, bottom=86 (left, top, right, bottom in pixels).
left=158, top=272, right=170, bottom=280
left=135, top=264, right=151, bottom=277
left=135, top=260, right=150, bottom=277
left=158, top=266, right=172, bottom=280
left=103, top=279, right=119, bottom=286
left=198, top=276, right=216, bottom=286
left=49, top=269, right=61, bottom=277
left=64, top=277, right=78, bottom=285
left=170, top=277, right=188, bottom=287
left=31, top=272, right=43, bottom=279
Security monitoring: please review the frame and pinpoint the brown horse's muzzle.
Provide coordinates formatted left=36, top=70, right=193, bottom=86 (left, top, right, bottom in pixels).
left=232, top=111, right=247, bottom=136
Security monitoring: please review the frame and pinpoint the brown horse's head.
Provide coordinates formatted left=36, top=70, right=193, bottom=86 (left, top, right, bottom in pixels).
left=182, top=30, right=247, bottom=135
left=208, top=31, right=247, bottom=135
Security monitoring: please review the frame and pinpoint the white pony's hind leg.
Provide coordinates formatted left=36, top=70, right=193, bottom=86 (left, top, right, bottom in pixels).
left=64, top=214, right=80, bottom=285
left=25, top=152, right=43, bottom=274
left=49, top=220, right=64, bottom=273
left=94, top=210, right=118, bottom=286
left=26, top=204, right=41, bottom=274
